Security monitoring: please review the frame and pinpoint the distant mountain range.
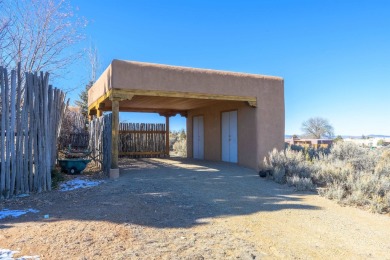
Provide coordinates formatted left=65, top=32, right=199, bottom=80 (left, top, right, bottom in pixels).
left=364, top=134, right=390, bottom=138
left=285, top=134, right=390, bottom=139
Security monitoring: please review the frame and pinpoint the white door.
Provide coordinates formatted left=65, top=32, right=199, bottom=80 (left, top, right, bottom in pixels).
left=222, top=111, right=238, bottom=163
left=193, top=116, right=204, bottom=159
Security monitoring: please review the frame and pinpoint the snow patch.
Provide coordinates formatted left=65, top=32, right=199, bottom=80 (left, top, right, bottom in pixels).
left=59, top=178, right=103, bottom=191
left=0, top=248, right=39, bottom=259
left=0, top=209, right=39, bottom=220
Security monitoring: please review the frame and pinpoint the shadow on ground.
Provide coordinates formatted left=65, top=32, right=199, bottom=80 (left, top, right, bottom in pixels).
left=0, top=158, right=320, bottom=228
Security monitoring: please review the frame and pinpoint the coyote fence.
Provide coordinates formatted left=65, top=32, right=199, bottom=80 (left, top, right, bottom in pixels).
left=0, top=65, right=67, bottom=199
left=119, top=122, right=166, bottom=158
left=88, top=119, right=167, bottom=174
left=89, top=114, right=112, bottom=175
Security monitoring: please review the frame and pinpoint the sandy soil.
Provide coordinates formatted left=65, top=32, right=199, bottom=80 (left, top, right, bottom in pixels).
left=1, top=158, right=390, bottom=259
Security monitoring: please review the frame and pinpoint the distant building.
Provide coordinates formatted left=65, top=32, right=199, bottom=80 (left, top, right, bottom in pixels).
left=344, top=137, right=390, bottom=148
left=285, top=137, right=333, bottom=148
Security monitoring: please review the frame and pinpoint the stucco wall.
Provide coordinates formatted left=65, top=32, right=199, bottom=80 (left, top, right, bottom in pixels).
left=255, top=79, right=285, bottom=169
left=88, top=65, right=112, bottom=107
left=89, top=59, right=283, bottom=106
left=111, top=59, right=281, bottom=97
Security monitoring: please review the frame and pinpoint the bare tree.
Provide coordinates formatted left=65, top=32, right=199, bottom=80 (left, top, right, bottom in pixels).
left=301, top=117, right=334, bottom=139
left=75, top=44, right=101, bottom=119
left=87, top=43, right=100, bottom=83
left=0, top=0, right=87, bottom=78
left=0, top=20, right=8, bottom=42
left=0, top=1, right=11, bottom=64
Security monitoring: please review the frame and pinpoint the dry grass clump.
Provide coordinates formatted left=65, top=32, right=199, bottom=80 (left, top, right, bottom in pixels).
left=264, top=142, right=390, bottom=213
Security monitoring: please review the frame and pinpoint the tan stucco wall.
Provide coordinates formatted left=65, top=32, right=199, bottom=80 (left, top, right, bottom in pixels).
left=255, top=79, right=285, bottom=169
left=88, top=59, right=282, bottom=107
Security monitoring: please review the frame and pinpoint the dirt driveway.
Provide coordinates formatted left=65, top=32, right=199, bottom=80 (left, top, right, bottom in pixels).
left=1, top=158, right=390, bottom=259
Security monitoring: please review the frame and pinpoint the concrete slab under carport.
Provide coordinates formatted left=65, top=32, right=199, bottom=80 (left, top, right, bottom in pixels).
left=87, top=59, right=284, bottom=174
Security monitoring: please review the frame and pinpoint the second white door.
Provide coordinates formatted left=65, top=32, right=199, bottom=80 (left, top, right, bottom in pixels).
left=222, top=111, right=238, bottom=163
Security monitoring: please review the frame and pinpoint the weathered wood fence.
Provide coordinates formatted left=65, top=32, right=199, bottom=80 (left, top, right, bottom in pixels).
left=89, top=114, right=112, bottom=175
left=88, top=120, right=167, bottom=173
left=119, top=123, right=167, bottom=158
left=0, top=66, right=66, bottom=199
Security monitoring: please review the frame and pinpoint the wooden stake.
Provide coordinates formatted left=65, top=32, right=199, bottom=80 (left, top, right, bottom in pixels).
left=0, top=67, right=5, bottom=198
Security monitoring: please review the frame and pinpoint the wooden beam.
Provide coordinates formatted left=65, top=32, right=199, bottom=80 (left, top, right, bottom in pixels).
left=247, top=100, right=257, bottom=107
left=110, top=91, right=134, bottom=102
left=179, top=111, right=188, bottom=118
left=112, top=88, right=257, bottom=104
left=103, top=107, right=186, bottom=114
left=88, top=88, right=256, bottom=122
left=88, top=89, right=112, bottom=117
left=159, top=111, right=179, bottom=117
left=111, top=99, right=119, bottom=169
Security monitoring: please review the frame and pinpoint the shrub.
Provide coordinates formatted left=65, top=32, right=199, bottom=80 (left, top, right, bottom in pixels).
left=375, top=149, right=390, bottom=176
left=329, top=141, right=366, bottom=161
left=263, top=143, right=390, bottom=213
left=264, top=148, right=314, bottom=186
left=287, top=175, right=316, bottom=191
left=169, top=129, right=187, bottom=152
left=173, top=139, right=187, bottom=157
left=290, top=145, right=330, bottom=161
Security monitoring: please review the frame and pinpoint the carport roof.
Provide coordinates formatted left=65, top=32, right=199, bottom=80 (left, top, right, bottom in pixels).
left=88, top=59, right=283, bottom=116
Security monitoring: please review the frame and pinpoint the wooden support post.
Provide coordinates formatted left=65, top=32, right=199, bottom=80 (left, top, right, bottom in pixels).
left=111, top=100, right=119, bottom=170
left=108, top=93, right=133, bottom=178
left=165, top=116, right=170, bottom=157
left=159, top=112, right=178, bottom=158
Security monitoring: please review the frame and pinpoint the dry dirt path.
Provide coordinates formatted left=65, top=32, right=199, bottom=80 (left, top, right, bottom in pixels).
left=1, top=158, right=390, bottom=259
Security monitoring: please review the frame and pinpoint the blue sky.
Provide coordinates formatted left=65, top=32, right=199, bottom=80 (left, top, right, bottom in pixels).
left=60, top=0, right=390, bottom=135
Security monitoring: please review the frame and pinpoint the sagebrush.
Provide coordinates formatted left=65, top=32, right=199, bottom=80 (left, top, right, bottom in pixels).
left=263, top=142, right=390, bottom=213
left=170, top=129, right=187, bottom=156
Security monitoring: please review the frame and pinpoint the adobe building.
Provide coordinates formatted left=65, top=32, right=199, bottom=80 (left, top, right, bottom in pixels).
left=88, top=59, right=284, bottom=175
left=285, top=138, right=333, bottom=149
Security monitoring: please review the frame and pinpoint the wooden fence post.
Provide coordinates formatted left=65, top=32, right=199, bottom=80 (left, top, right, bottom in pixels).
left=0, top=67, right=6, bottom=198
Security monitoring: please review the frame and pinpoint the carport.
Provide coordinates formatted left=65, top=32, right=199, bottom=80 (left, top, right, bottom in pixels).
left=88, top=59, right=284, bottom=177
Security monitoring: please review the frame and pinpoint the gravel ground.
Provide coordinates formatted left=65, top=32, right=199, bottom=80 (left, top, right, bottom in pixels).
left=1, top=157, right=390, bottom=259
